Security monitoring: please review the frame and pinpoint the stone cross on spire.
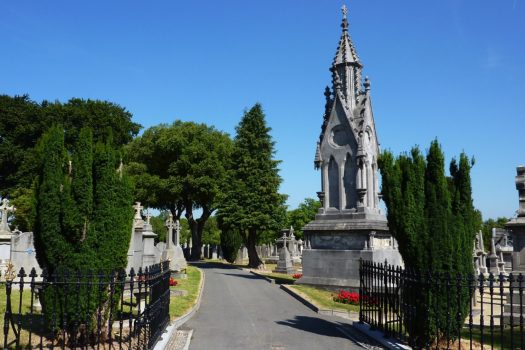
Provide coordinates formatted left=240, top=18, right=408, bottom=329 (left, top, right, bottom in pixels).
left=341, top=4, right=348, bottom=19
left=0, top=198, right=15, bottom=233
left=165, top=212, right=175, bottom=248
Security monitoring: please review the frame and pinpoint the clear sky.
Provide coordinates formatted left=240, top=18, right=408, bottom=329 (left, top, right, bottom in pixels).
left=1, top=1, right=524, bottom=220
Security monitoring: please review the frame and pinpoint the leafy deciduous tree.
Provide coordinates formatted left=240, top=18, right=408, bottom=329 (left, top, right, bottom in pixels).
left=126, top=121, right=232, bottom=260
left=286, top=198, right=321, bottom=239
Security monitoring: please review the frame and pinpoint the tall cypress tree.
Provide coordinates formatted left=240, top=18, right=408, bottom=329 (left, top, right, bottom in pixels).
left=378, top=140, right=477, bottom=345
left=33, top=125, right=133, bottom=334
left=217, top=104, right=286, bottom=268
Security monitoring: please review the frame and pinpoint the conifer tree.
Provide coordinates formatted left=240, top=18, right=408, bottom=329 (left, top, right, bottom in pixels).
left=378, top=140, right=477, bottom=345
left=217, top=104, right=286, bottom=268
left=33, top=125, right=133, bottom=334
left=219, top=226, right=242, bottom=263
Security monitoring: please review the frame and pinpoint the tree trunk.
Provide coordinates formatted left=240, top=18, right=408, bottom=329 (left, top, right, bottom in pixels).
left=190, top=225, right=202, bottom=261
left=188, top=205, right=213, bottom=261
left=246, top=227, right=263, bottom=269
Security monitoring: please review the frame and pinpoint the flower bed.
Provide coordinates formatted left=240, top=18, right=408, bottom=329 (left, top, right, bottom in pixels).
left=333, top=290, right=359, bottom=305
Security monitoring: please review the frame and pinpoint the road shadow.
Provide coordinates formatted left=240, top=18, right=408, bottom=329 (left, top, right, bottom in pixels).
left=276, top=315, right=349, bottom=339
left=219, top=273, right=265, bottom=280
left=189, top=261, right=242, bottom=270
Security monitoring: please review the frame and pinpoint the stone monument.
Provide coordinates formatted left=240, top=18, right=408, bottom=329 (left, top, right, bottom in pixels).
left=161, top=213, right=187, bottom=273
left=506, top=165, right=525, bottom=272
left=473, top=230, right=488, bottom=275
left=0, top=198, right=16, bottom=275
left=502, top=166, right=525, bottom=325
left=127, top=202, right=145, bottom=272
left=273, top=229, right=295, bottom=274
left=298, top=6, right=402, bottom=290
left=140, top=210, right=158, bottom=267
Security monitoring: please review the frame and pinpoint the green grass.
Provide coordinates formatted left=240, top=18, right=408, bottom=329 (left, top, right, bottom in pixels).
left=0, top=284, right=37, bottom=315
left=259, top=272, right=297, bottom=284
left=0, top=283, right=43, bottom=348
left=169, top=266, right=202, bottom=319
left=290, top=284, right=360, bottom=313
left=461, top=326, right=525, bottom=350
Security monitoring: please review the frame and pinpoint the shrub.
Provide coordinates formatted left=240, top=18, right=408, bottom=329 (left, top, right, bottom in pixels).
left=378, top=141, right=477, bottom=346
left=33, top=126, right=133, bottom=336
left=219, top=228, right=242, bottom=264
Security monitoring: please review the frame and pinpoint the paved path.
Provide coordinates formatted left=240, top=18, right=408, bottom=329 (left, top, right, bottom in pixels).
left=183, top=262, right=363, bottom=350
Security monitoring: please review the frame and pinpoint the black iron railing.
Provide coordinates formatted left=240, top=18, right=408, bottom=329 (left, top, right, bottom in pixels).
left=359, top=259, right=525, bottom=349
left=1, top=260, right=170, bottom=350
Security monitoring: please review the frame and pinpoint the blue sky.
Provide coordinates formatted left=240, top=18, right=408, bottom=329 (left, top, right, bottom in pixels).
left=1, top=1, right=524, bottom=220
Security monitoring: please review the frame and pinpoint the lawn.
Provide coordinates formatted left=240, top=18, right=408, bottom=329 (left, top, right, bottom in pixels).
left=290, top=284, right=360, bottom=313
left=258, top=271, right=297, bottom=284
left=0, top=283, right=44, bottom=348
left=169, top=265, right=202, bottom=319
left=461, top=326, right=524, bottom=350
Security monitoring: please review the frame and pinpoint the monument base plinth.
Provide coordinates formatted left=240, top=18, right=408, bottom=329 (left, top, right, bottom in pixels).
left=296, top=248, right=402, bottom=291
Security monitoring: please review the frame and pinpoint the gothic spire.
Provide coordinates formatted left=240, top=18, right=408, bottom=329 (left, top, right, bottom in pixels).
left=332, top=5, right=361, bottom=68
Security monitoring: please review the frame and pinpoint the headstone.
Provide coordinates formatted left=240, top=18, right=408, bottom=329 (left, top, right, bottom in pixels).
left=141, top=210, right=158, bottom=268
left=297, top=239, right=304, bottom=254
left=212, top=245, right=218, bottom=259
left=0, top=198, right=15, bottom=233
left=10, top=230, right=42, bottom=276
left=488, top=237, right=500, bottom=275
left=161, top=213, right=187, bottom=272
left=0, top=198, right=16, bottom=277
left=298, top=7, right=402, bottom=290
left=492, top=227, right=513, bottom=270
left=273, top=230, right=294, bottom=274
left=473, top=230, right=488, bottom=274
left=127, top=202, right=144, bottom=272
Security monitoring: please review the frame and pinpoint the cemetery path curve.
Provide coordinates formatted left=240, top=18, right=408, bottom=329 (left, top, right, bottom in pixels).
left=183, top=262, right=363, bottom=350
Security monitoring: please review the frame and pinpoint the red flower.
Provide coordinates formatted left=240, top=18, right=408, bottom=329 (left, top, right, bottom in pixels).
left=169, top=277, right=178, bottom=287
left=333, top=290, right=360, bottom=305
left=292, top=273, right=302, bottom=279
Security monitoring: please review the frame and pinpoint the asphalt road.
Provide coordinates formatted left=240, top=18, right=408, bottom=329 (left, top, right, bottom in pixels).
left=183, top=262, right=363, bottom=350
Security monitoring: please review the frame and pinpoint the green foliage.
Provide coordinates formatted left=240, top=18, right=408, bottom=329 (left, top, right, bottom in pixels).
left=179, top=218, right=192, bottom=244
left=10, top=186, right=36, bottom=232
left=125, top=121, right=232, bottom=260
left=33, top=125, right=133, bottom=333
left=202, top=216, right=220, bottom=246
left=219, top=227, right=242, bottom=263
left=151, top=211, right=169, bottom=243
left=286, top=198, right=321, bottom=239
left=0, top=94, right=140, bottom=229
left=216, top=104, right=287, bottom=268
left=378, top=140, right=477, bottom=346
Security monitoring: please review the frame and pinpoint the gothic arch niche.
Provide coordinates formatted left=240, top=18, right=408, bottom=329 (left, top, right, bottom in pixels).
left=328, top=157, right=340, bottom=209
left=372, top=159, right=378, bottom=209
left=343, top=153, right=357, bottom=209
